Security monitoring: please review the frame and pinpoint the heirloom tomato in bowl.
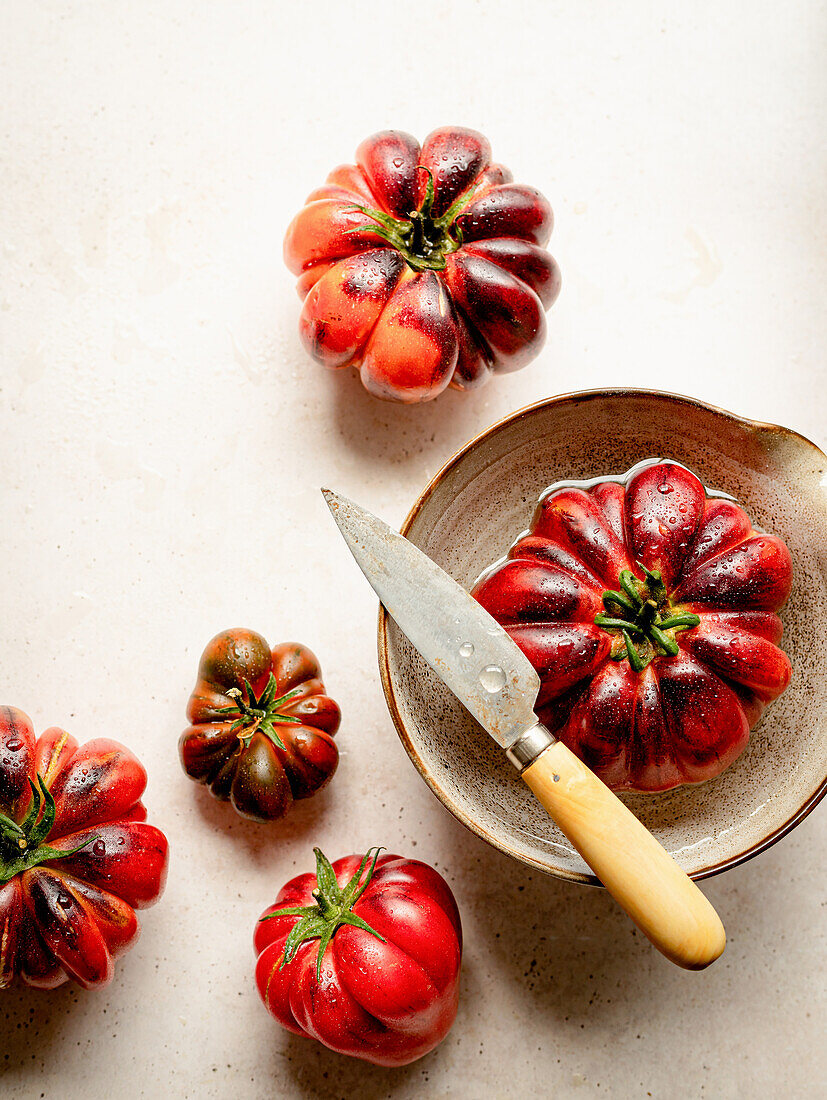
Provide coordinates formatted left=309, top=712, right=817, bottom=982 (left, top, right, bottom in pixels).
left=284, top=126, right=561, bottom=402
left=0, top=706, right=168, bottom=989
left=254, top=847, right=462, bottom=1066
left=179, top=629, right=341, bottom=822
left=379, top=390, right=827, bottom=883
left=472, top=458, right=792, bottom=793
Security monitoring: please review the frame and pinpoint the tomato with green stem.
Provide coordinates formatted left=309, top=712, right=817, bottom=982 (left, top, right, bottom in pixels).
left=284, top=126, right=561, bottom=402
left=0, top=707, right=168, bottom=990
left=254, top=847, right=462, bottom=1066
left=179, top=629, right=341, bottom=822
left=473, top=459, right=793, bottom=791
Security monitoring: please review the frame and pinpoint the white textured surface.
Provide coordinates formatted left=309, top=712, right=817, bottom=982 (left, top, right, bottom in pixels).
left=1, top=3, right=825, bottom=1098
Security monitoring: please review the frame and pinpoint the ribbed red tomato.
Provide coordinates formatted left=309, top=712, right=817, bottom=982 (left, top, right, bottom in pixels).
left=473, top=460, right=793, bottom=791
left=284, top=126, right=561, bottom=402
left=254, top=848, right=462, bottom=1066
left=0, top=706, right=168, bottom=989
left=180, top=629, right=341, bottom=822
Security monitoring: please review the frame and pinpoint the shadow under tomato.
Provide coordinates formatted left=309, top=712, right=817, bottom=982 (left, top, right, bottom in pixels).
left=190, top=778, right=336, bottom=866
left=276, top=1029, right=445, bottom=1099
left=324, top=365, right=499, bottom=468
left=1, top=980, right=91, bottom=1073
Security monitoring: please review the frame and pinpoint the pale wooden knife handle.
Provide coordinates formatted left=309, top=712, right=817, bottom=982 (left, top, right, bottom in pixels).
left=522, top=740, right=726, bottom=970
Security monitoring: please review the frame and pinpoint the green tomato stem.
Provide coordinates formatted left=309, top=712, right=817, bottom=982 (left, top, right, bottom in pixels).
left=344, top=168, right=477, bottom=273
left=262, top=847, right=388, bottom=980
left=597, top=561, right=700, bottom=671
left=0, top=773, right=98, bottom=885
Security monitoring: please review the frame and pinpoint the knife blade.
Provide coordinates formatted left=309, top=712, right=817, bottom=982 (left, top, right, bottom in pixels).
left=320, top=487, right=541, bottom=751
left=322, top=487, right=726, bottom=971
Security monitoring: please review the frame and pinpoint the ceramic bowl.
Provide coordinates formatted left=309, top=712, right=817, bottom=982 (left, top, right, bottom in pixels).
left=378, top=389, right=827, bottom=883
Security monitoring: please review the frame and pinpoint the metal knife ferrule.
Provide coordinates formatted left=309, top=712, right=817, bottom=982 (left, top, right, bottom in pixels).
left=505, top=723, right=557, bottom=772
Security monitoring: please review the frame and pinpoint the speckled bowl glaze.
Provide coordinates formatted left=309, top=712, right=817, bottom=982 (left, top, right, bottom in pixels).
left=378, top=390, right=827, bottom=883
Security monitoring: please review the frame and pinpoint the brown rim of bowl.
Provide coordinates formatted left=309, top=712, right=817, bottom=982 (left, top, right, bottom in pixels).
left=377, top=387, right=827, bottom=885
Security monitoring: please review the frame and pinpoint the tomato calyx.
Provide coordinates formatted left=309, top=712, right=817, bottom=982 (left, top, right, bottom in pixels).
left=595, top=562, right=700, bottom=672
left=0, top=773, right=98, bottom=885
left=345, top=168, right=475, bottom=272
left=261, top=847, right=387, bottom=979
left=220, top=674, right=304, bottom=752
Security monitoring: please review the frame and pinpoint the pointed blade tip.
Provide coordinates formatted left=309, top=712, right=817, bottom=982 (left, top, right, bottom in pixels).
left=321, top=487, right=340, bottom=516
left=321, top=488, right=361, bottom=539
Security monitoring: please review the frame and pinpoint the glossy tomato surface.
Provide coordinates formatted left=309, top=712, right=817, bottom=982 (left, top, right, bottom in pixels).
left=180, top=629, right=341, bottom=822
left=473, top=460, right=793, bottom=791
left=0, top=707, right=168, bottom=990
left=284, top=127, right=561, bottom=402
left=254, top=850, right=462, bottom=1066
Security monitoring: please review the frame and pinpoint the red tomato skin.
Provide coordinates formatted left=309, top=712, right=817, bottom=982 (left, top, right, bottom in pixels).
left=254, top=854, right=462, bottom=1067
left=0, top=707, right=168, bottom=990
left=473, top=461, right=793, bottom=792
left=284, top=127, right=560, bottom=402
left=298, top=249, right=405, bottom=369
left=180, top=630, right=341, bottom=822
left=359, top=268, right=459, bottom=402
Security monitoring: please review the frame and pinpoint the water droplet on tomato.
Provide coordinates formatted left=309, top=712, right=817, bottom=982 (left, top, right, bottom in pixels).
left=6, top=738, right=22, bottom=752
left=57, top=894, right=72, bottom=910
left=658, top=483, right=673, bottom=494
left=93, top=840, right=106, bottom=855
left=392, top=157, right=403, bottom=168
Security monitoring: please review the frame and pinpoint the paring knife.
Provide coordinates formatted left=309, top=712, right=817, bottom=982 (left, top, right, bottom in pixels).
left=322, top=488, right=726, bottom=971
